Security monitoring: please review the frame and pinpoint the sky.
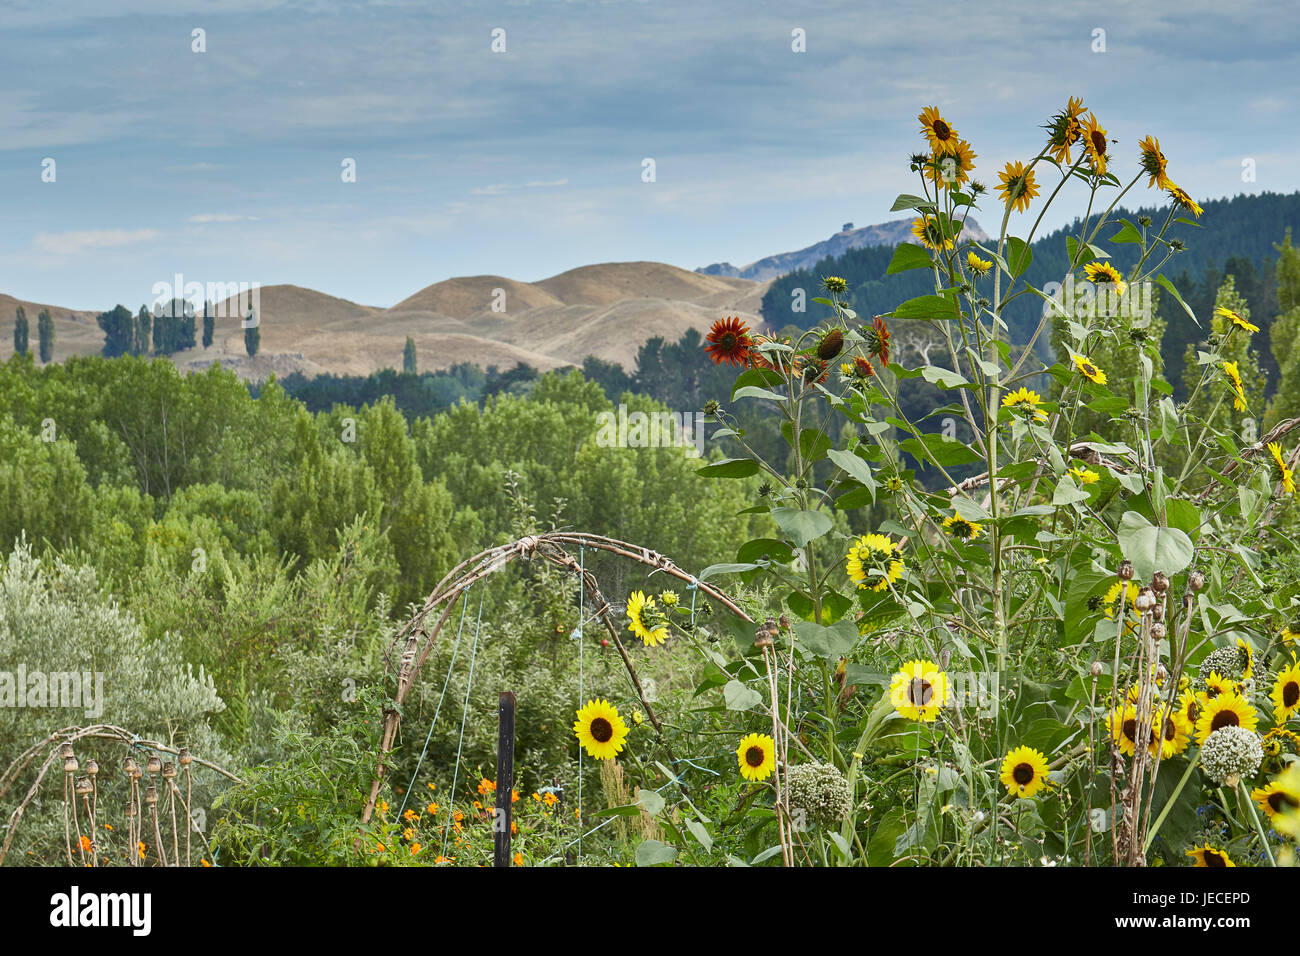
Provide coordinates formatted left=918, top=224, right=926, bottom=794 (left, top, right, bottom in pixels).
left=2, top=0, right=1298, bottom=311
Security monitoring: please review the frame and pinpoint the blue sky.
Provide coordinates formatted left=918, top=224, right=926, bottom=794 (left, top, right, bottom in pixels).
left=2, top=0, right=1297, bottom=310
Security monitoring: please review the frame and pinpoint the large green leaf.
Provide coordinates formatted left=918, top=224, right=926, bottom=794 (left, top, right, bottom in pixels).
left=1117, top=511, right=1194, bottom=582
left=635, top=838, right=677, bottom=866
left=771, top=508, right=833, bottom=548
left=697, top=457, right=759, bottom=478
left=792, top=618, right=859, bottom=660
left=886, top=242, right=935, bottom=275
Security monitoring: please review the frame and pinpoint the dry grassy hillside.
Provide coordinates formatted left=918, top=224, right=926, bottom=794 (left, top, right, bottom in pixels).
left=3, top=264, right=770, bottom=381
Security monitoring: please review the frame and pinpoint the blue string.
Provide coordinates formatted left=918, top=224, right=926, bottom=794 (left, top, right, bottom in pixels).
left=398, top=589, right=472, bottom=818
left=441, top=585, right=486, bottom=859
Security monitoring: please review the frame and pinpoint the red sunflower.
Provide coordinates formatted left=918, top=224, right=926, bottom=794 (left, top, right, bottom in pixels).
left=705, top=316, right=754, bottom=367
left=865, top=317, right=891, bottom=367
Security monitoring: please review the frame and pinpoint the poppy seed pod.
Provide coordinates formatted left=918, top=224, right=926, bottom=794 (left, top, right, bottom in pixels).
left=753, top=618, right=778, bottom=649
left=145, top=785, right=158, bottom=807
left=63, top=755, right=79, bottom=774
left=123, top=757, right=138, bottom=776
left=146, top=755, right=162, bottom=775
left=1151, top=622, right=1167, bottom=640
left=75, top=776, right=93, bottom=796
left=1189, top=569, right=1205, bottom=591
left=1117, top=560, right=1134, bottom=581
left=1135, top=588, right=1157, bottom=612
left=1090, top=661, right=1104, bottom=677
left=177, top=748, right=192, bottom=767
left=1152, top=604, right=1164, bottom=622
left=161, top=762, right=176, bottom=779
left=1151, top=571, right=1169, bottom=594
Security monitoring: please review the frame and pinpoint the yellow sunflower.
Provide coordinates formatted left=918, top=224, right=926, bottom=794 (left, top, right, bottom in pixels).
left=1194, top=691, right=1258, bottom=744
left=1178, top=687, right=1202, bottom=728
left=1002, top=386, right=1047, bottom=421
left=1070, top=465, right=1100, bottom=484
left=1045, top=97, right=1086, bottom=165
left=1252, top=778, right=1300, bottom=821
left=573, top=699, right=629, bottom=760
left=918, top=106, right=959, bottom=154
left=1081, top=112, right=1109, bottom=175
left=1084, top=260, right=1127, bottom=298
left=736, top=732, right=776, bottom=781
left=911, top=215, right=953, bottom=251
left=626, top=590, right=668, bottom=647
left=997, top=160, right=1040, bottom=214
left=1137, top=134, right=1169, bottom=189
left=1155, top=707, right=1194, bottom=759
left=967, top=251, right=993, bottom=276
left=1215, top=305, right=1259, bottom=334
left=1104, top=580, right=1141, bottom=626
left=1000, top=746, right=1051, bottom=799
left=1202, top=671, right=1238, bottom=701
left=1221, top=360, right=1248, bottom=412
left=927, top=138, right=977, bottom=188
left=890, top=659, right=949, bottom=722
left=1267, top=442, right=1296, bottom=495
left=1186, top=844, right=1235, bottom=867
left=1272, top=661, right=1300, bottom=723
left=942, top=515, right=982, bottom=541
left=1108, top=703, right=1150, bottom=757
left=1072, top=353, right=1107, bottom=385
left=1165, top=180, right=1203, bottom=218
left=846, top=533, right=904, bottom=593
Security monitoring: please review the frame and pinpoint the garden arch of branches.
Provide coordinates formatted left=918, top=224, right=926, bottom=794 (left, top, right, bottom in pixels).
left=361, top=532, right=758, bottom=824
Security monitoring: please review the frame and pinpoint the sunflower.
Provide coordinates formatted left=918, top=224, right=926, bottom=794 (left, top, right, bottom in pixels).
left=1267, top=442, right=1296, bottom=495
left=1238, top=636, right=1255, bottom=680
left=1221, top=360, right=1248, bottom=412
left=1215, top=305, right=1259, bottom=334
left=890, top=659, right=950, bottom=722
left=573, top=699, right=629, bottom=760
left=1272, top=661, right=1300, bottom=723
left=1103, top=580, right=1141, bottom=621
left=996, top=160, right=1040, bottom=214
left=942, top=515, right=982, bottom=541
left=846, top=533, right=904, bottom=593
left=626, top=590, right=668, bottom=647
left=1000, top=746, right=1051, bottom=798
left=1084, top=260, right=1127, bottom=297
left=1070, top=465, right=1100, bottom=484
left=1081, top=113, right=1109, bottom=176
left=1178, top=687, right=1202, bottom=728
left=1202, top=671, right=1238, bottom=701
left=926, top=138, right=977, bottom=189
left=1137, top=135, right=1169, bottom=189
left=1252, top=778, right=1300, bottom=821
left=864, top=316, right=891, bottom=366
left=967, top=251, right=993, bottom=277
left=736, top=732, right=776, bottom=781
left=1195, top=690, right=1258, bottom=744
left=1044, top=98, right=1085, bottom=165
left=918, top=106, right=959, bottom=154
left=704, top=316, right=753, bottom=367
left=1284, top=620, right=1300, bottom=646
left=1108, top=703, right=1145, bottom=757
left=1186, top=844, right=1235, bottom=867
left=911, top=215, right=953, bottom=251
left=1002, top=386, right=1047, bottom=422
left=1072, top=353, right=1107, bottom=385
left=850, top=355, right=877, bottom=380
left=1156, top=707, right=1194, bottom=759
left=1164, top=180, right=1203, bottom=218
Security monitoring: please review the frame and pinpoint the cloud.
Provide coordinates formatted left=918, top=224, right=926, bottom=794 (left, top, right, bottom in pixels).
left=471, top=179, right=569, bottom=195
left=32, top=229, right=159, bottom=256
left=188, top=214, right=261, bottom=223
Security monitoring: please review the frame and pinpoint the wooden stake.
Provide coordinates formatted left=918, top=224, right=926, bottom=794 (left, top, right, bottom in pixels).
left=494, top=692, right=516, bottom=868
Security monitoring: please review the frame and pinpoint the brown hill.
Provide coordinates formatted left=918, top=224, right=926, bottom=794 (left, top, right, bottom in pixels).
left=2, top=263, right=770, bottom=381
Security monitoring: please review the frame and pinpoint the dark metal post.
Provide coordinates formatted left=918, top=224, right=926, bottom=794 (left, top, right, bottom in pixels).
left=494, top=691, right=516, bottom=867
